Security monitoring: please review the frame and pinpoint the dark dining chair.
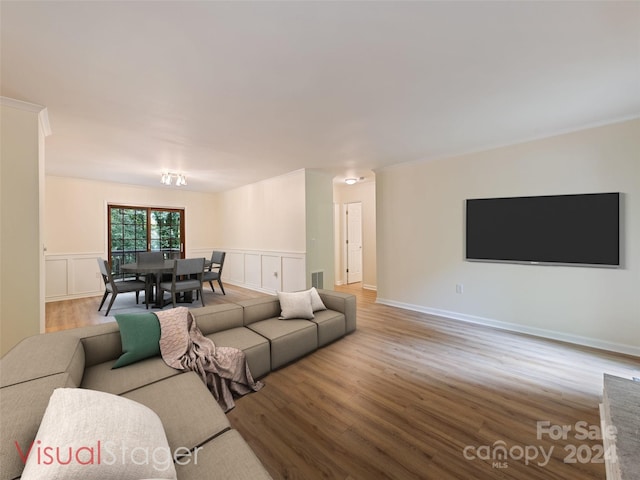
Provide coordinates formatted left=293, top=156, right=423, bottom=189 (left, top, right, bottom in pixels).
left=138, top=251, right=164, bottom=264
left=97, top=258, right=146, bottom=316
left=158, top=258, right=206, bottom=309
left=202, top=251, right=226, bottom=295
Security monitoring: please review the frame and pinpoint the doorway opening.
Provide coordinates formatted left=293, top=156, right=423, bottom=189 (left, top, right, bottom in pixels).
left=333, top=175, right=376, bottom=290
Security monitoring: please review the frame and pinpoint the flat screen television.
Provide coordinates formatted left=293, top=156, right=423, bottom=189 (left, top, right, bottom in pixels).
left=465, top=193, right=620, bottom=267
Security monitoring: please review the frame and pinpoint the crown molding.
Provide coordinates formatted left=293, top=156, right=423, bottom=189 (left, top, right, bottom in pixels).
left=1, top=96, right=44, bottom=112
left=1, top=96, right=51, bottom=136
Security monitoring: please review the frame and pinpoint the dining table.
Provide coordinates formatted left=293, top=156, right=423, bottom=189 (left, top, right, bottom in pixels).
left=120, top=259, right=174, bottom=308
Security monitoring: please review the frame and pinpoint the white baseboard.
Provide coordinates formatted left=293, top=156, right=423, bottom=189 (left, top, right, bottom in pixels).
left=376, top=297, right=640, bottom=357
left=334, top=281, right=376, bottom=291
left=46, top=291, right=103, bottom=303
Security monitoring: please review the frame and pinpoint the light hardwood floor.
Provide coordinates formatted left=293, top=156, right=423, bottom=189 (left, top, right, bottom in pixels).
left=46, top=284, right=638, bottom=479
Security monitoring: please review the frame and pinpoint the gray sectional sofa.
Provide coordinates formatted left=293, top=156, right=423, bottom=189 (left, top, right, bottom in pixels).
left=0, top=289, right=356, bottom=480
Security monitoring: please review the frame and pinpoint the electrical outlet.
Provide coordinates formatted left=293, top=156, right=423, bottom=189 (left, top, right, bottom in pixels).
left=456, top=284, right=464, bottom=294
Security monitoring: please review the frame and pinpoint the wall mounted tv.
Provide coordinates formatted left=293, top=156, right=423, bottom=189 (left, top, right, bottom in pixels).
left=465, top=193, right=620, bottom=267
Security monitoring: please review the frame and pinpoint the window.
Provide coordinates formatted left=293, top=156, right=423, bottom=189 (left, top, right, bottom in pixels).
left=108, top=205, right=185, bottom=277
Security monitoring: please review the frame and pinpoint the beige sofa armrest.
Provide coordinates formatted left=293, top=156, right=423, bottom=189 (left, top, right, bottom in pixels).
left=1, top=332, right=85, bottom=387
left=316, top=289, right=356, bottom=333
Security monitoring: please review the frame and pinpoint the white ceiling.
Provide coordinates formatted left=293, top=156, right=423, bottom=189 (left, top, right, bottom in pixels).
left=2, top=1, right=639, bottom=192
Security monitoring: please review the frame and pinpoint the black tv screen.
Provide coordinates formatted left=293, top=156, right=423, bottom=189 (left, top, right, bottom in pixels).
left=465, top=193, right=620, bottom=267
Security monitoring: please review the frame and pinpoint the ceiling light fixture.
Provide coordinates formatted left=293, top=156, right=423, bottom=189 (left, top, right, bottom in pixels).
left=161, top=172, right=187, bottom=186
left=345, top=178, right=358, bottom=185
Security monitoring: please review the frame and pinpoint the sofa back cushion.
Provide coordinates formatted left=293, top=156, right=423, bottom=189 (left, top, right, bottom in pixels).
left=0, top=332, right=85, bottom=387
left=237, top=297, right=281, bottom=326
left=73, top=322, right=124, bottom=367
left=191, top=303, right=244, bottom=335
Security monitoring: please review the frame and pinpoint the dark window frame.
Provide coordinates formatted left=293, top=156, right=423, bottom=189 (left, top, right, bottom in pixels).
left=107, top=204, right=185, bottom=277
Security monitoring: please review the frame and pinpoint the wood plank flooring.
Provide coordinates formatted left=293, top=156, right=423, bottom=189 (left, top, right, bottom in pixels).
left=45, top=283, right=638, bottom=479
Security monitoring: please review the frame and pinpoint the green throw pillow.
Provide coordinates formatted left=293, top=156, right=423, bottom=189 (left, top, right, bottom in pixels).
left=112, top=313, right=161, bottom=369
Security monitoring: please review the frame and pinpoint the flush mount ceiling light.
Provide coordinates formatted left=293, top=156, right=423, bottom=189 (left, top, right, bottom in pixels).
left=345, top=176, right=365, bottom=185
left=161, top=172, right=187, bottom=186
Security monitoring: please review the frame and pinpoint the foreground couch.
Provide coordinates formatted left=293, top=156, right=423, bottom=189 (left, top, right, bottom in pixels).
left=0, top=289, right=356, bottom=480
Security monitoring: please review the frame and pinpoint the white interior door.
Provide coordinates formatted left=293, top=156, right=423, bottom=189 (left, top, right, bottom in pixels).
left=346, top=202, right=363, bottom=284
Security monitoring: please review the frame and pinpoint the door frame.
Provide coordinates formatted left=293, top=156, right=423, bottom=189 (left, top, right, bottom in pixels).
left=343, top=201, right=363, bottom=284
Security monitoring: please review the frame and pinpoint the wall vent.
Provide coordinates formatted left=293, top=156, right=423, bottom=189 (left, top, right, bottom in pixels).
left=311, top=271, right=324, bottom=289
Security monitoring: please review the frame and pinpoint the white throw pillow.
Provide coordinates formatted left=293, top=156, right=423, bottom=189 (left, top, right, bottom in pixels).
left=20, top=388, right=177, bottom=480
left=308, top=287, right=327, bottom=312
left=278, top=290, right=314, bottom=320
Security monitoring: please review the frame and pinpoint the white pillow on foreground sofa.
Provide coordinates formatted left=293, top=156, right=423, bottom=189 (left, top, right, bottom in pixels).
left=20, top=388, right=177, bottom=480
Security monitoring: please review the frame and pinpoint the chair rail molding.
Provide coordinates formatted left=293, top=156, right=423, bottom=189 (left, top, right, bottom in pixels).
left=46, top=249, right=308, bottom=301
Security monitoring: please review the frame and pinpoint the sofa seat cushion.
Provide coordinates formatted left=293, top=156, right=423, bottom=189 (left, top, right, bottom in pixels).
left=311, top=309, right=346, bottom=346
left=123, top=372, right=230, bottom=455
left=175, top=429, right=272, bottom=480
left=247, top=318, right=317, bottom=369
left=81, top=356, right=180, bottom=395
left=207, top=327, right=271, bottom=378
left=1, top=373, right=77, bottom=480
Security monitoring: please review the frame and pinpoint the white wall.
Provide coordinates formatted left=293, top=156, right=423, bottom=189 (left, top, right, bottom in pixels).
left=376, top=119, right=640, bottom=355
left=305, top=170, right=335, bottom=290
left=215, top=169, right=306, bottom=253
left=1, top=99, right=48, bottom=355
left=334, top=180, right=377, bottom=290
left=214, top=169, right=335, bottom=293
left=44, top=176, right=217, bottom=300
left=191, top=169, right=308, bottom=293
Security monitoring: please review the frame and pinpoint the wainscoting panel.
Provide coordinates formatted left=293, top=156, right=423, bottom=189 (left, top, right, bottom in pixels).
left=45, top=258, right=68, bottom=298
left=46, top=253, right=103, bottom=302
left=261, top=255, right=281, bottom=293
left=72, top=257, right=103, bottom=295
left=221, top=249, right=307, bottom=294
left=244, top=254, right=262, bottom=288
left=224, top=251, right=246, bottom=285
left=282, top=255, right=306, bottom=292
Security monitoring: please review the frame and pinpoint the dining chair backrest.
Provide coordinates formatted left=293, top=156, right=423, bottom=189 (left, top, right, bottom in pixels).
left=138, top=251, right=164, bottom=265
left=210, top=251, right=226, bottom=272
left=175, top=257, right=205, bottom=277
left=96, top=257, right=146, bottom=315
left=97, top=258, right=111, bottom=283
